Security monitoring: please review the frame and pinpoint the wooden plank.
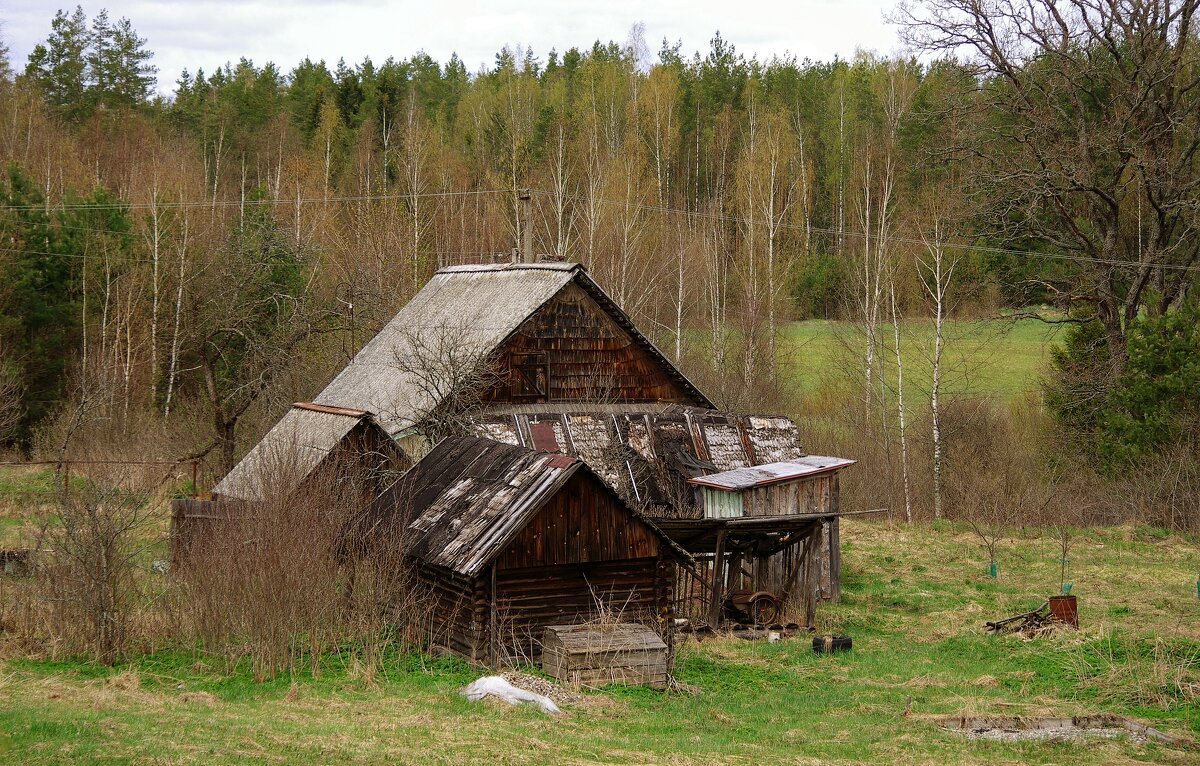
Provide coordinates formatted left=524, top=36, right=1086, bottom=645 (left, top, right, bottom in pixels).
left=709, top=530, right=727, bottom=626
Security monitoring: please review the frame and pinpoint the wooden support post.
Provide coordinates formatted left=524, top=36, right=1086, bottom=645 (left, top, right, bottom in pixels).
left=828, top=518, right=842, bottom=602
left=779, top=537, right=806, bottom=604
left=803, top=530, right=818, bottom=629
left=709, top=530, right=727, bottom=628
left=489, top=563, right=499, bottom=669
left=727, top=551, right=744, bottom=594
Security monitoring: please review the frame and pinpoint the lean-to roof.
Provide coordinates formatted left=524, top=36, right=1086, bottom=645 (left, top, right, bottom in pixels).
left=688, top=456, right=858, bottom=491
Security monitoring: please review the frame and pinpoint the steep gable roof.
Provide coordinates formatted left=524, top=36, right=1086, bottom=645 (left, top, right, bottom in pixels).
left=362, top=435, right=686, bottom=577
left=313, top=262, right=711, bottom=437
left=216, top=261, right=713, bottom=498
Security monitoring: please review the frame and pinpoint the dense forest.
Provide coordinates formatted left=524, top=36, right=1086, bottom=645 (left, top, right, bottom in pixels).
left=0, top=3, right=1197, bottom=529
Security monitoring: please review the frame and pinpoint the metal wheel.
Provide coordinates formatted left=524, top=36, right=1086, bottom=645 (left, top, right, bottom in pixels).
left=750, top=593, right=780, bottom=626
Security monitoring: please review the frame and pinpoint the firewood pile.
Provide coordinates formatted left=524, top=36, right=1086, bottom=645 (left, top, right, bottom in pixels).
left=984, top=600, right=1059, bottom=637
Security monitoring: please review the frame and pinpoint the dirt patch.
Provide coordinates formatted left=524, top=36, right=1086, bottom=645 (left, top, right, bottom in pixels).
left=106, top=671, right=140, bottom=692
left=500, top=671, right=617, bottom=710
left=932, top=714, right=1198, bottom=749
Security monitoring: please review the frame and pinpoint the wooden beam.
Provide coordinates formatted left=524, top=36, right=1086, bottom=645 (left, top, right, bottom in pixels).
left=779, top=537, right=806, bottom=604
left=708, top=530, right=727, bottom=627
left=489, top=563, right=499, bottom=669
left=803, top=531, right=818, bottom=628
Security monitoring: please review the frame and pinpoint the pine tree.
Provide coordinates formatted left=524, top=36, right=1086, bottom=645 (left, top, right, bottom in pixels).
left=24, top=6, right=89, bottom=119
left=0, top=164, right=82, bottom=442
left=88, top=11, right=156, bottom=110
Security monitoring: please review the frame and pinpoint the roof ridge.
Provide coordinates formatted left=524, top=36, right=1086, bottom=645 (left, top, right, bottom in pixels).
left=437, top=261, right=583, bottom=274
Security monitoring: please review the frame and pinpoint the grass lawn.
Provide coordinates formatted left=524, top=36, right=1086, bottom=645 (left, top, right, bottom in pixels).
left=782, top=317, right=1066, bottom=402
left=2, top=519, right=1197, bottom=765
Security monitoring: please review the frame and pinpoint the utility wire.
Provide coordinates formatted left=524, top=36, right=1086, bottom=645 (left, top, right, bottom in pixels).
left=0, top=188, right=511, bottom=212
left=5, top=185, right=1200, bottom=273
left=525, top=188, right=1200, bottom=274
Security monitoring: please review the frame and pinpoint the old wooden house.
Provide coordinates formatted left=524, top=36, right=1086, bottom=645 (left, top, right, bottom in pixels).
left=359, top=435, right=684, bottom=664
left=174, top=402, right=406, bottom=562
left=210, top=260, right=855, bottom=631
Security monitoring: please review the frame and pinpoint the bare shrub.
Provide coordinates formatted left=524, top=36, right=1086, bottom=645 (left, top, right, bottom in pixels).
left=0, top=345, right=24, bottom=441
left=389, top=322, right=504, bottom=450
left=1105, top=445, right=1200, bottom=535
left=176, top=454, right=421, bottom=681
left=20, top=465, right=160, bottom=663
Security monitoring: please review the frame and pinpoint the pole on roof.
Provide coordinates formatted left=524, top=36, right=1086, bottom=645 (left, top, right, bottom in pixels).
left=519, top=189, right=533, bottom=263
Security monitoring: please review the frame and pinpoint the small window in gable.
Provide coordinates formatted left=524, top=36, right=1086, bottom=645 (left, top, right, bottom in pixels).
left=510, top=352, right=549, bottom=401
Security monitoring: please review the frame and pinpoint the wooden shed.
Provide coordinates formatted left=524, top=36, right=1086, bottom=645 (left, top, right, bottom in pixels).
left=662, top=457, right=856, bottom=627
left=211, top=402, right=407, bottom=503
left=360, top=435, right=687, bottom=666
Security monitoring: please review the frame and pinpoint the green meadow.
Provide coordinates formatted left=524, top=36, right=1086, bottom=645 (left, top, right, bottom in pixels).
left=782, top=317, right=1066, bottom=402
left=2, top=519, right=1196, bottom=765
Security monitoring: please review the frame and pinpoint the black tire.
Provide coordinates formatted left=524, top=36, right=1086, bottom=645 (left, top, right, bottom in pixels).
left=812, top=634, right=852, bottom=653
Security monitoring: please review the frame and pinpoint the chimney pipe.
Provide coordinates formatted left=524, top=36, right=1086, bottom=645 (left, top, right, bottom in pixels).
left=519, top=189, right=533, bottom=263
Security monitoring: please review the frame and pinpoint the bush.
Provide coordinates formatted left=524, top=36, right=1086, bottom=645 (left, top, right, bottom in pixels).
left=1046, top=305, right=1200, bottom=472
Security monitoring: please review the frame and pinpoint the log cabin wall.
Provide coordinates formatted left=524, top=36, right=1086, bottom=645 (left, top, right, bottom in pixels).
left=415, top=557, right=673, bottom=664
left=406, top=468, right=677, bottom=664
left=483, top=283, right=697, bottom=405
left=491, top=557, right=668, bottom=662
left=305, top=420, right=411, bottom=504
left=411, top=562, right=489, bottom=662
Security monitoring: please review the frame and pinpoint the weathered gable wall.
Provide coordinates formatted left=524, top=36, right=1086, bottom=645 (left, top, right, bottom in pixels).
left=493, top=471, right=661, bottom=570
left=483, top=283, right=697, bottom=405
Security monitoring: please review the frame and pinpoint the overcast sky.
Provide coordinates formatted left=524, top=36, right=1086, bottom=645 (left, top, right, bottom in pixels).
left=6, top=1, right=902, bottom=94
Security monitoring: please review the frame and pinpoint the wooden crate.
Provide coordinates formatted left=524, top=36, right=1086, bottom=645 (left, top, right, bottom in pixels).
left=541, top=623, right=670, bottom=690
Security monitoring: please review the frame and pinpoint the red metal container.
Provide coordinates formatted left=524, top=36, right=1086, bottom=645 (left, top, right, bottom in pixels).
left=1048, top=594, right=1078, bottom=628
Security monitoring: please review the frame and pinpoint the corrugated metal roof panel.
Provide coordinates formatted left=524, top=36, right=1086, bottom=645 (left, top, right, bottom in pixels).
left=315, top=266, right=578, bottom=436
left=689, top=456, right=857, bottom=491
left=213, top=407, right=365, bottom=500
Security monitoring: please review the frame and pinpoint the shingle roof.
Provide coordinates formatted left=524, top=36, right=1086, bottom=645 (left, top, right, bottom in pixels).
left=313, top=262, right=709, bottom=436
left=365, top=435, right=686, bottom=576
left=469, top=407, right=807, bottom=510
left=688, top=456, right=857, bottom=491
left=212, top=404, right=369, bottom=501
left=216, top=261, right=712, bottom=500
